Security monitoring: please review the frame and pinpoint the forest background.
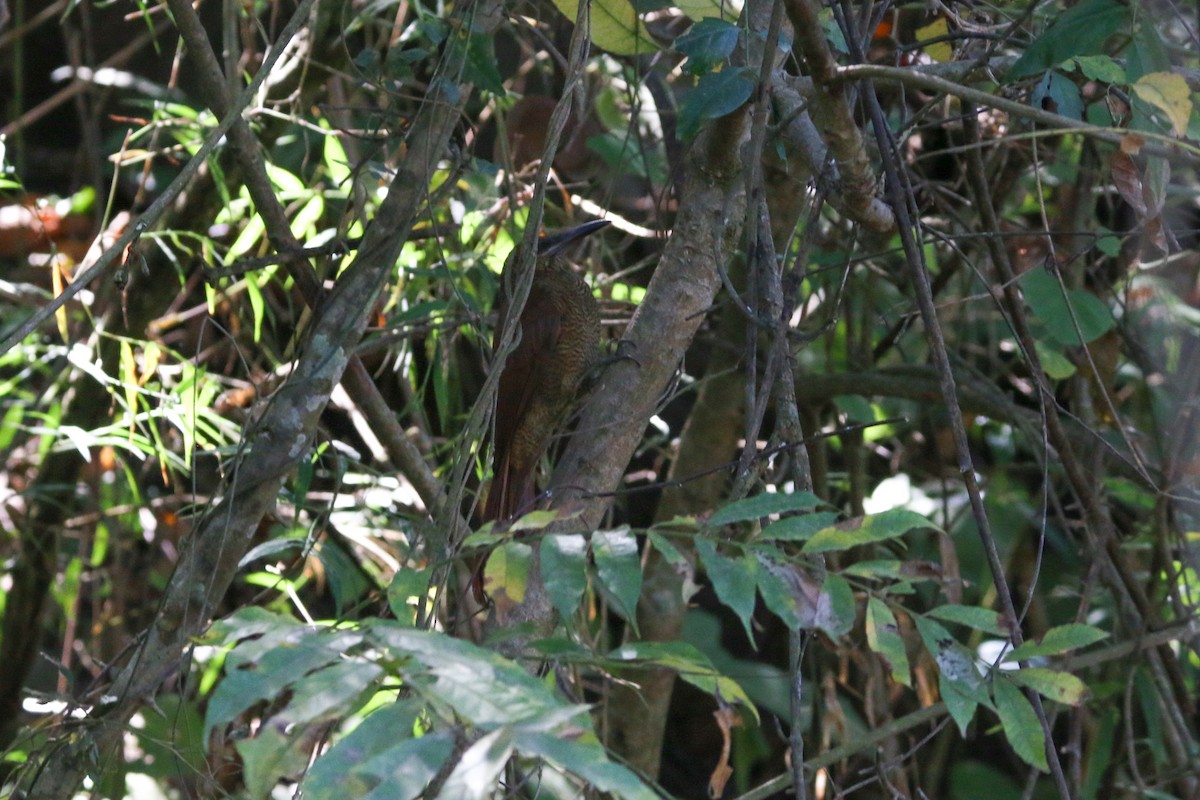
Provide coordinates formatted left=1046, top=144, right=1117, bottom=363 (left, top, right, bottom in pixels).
left=1, top=0, right=1199, bottom=797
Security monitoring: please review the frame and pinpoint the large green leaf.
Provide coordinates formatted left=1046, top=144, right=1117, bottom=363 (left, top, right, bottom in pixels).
left=677, top=67, right=755, bottom=140
left=993, top=679, right=1049, bottom=772
left=1007, top=0, right=1129, bottom=80
left=542, top=533, right=590, bottom=618
left=1020, top=266, right=1115, bottom=347
left=302, top=702, right=443, bottom=799
left=675, top=18, right=740, bottom=75
left=592, top=527, right=643, bottom=629
left=696, top=537, right=757, bottom=642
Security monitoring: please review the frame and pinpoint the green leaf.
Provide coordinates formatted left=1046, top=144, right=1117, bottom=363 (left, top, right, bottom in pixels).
left=237, top=724, right=310, bottom=799
left=370, top=623, right=563, bottom=726
left=509, top=509, right=562, bottom=532
left=542, top=534, right=589, bottom=618
left=941, top=674, right=980, bottom=736
left=866, top=598, right=911, bottom=687
left=609, top=641, right=757, bottom=722
left=677, top=67, right=755, bottom=140
left=761, top=511, right=840, bottom=541
left=914, top=616, right=983, bottom=691
left=323, top=731, right=453, bottom=799
left=316, top=539, right=372, bottom=614
left=387, top=565, right=433, bottom=624
left=1070, top=55, right=1126, bottom=84
left=814, top=573, right=855, bottom=638
left=916, top=615, right=991, bottom=734
left=675, top=18, right=740, bottom=75
left=464, top=33, right=505, bottom=95
left=1035, top=340, right=1077, bottom=379
left=993, top=679, right=1049, bottom=771
left=437, top=728, right=515, bottom=797
left=1006, top=623, right=1108, bottom=662
left=1031, top=70, right=1083, bottom=120
left=281, top=660, right=384, bottom=724
left=593, top=528, right=643, bottom=629
left=755, top=555, right=812, bottom=630
left=646, top=529, right=689, bottom=565
left=696, top=538, right=757, bottom=642
left=550, top=0, right=657, bottom=56
left=709, top=490, right=824, bottom=526
left=675, top=0, right=741, bottom=22
left=1007, top=667, right=1089, bottom=705
left=517, top=731, right=658, bottom=799
left=1007, top=0, right=1128, bottom=80
left=1020, top=268, right=1115, bottom=346
left=926, top=604, right=1011, bottom=637
left=802, top=508, right=934, bottom=554
left=205, top=626, right=363, bottom=736
left=321, top=121, right=351, bottom=186
left=0, top=403, right=24, bottom=449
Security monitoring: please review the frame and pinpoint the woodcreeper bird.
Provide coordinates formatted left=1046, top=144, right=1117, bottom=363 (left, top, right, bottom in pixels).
left=483, top=218, right=610, bottom=524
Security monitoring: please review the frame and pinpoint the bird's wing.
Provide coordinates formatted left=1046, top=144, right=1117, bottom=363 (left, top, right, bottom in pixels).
left=487, top=290, right=561, bottom=521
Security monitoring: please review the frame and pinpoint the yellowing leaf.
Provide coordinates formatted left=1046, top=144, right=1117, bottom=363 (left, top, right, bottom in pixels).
left=550, top=0, right=657, bottom=56
left=1132, top=71, right=1193, bottom=136
left=916, top=18, right=952, bottom=63
left=483, top=541, right=531, bottom=605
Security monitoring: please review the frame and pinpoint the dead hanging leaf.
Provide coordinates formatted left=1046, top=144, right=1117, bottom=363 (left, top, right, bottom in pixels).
left=1111, top=149, right=1146, bottom=217
left=1118, top=132, right=1145, bottom=155
left=1110, top=145, right=1172, bottom=254
left=708, top=703, right=742, bottom=798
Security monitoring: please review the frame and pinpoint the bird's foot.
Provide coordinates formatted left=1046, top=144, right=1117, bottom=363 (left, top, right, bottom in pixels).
left=598, top=338, right=639, bottom=369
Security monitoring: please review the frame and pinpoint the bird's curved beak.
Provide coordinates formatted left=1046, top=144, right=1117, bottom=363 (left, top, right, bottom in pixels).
left=536, top=219, right=610, bottom=257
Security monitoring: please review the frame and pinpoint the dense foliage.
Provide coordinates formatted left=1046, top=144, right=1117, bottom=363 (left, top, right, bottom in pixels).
left=1, top=0, right=1199, bottom=797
